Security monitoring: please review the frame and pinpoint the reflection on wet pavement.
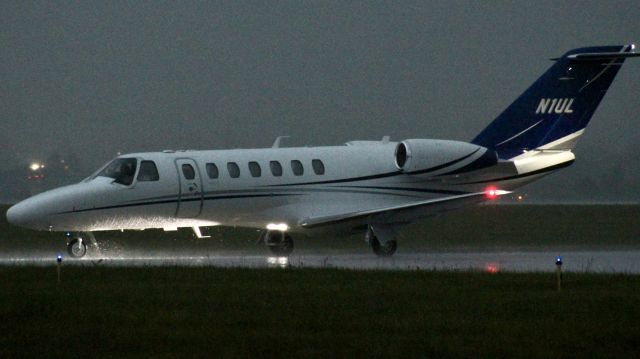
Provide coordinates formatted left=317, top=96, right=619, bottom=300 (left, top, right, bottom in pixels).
left=1, top=250, right=639, bottom=273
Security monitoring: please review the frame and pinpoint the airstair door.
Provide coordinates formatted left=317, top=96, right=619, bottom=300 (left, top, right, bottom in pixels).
left=175, top=158, right=203, bottom=218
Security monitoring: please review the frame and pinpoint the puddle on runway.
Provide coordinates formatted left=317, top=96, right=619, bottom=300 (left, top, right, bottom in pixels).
left=1, top=250, right=639, bottom=273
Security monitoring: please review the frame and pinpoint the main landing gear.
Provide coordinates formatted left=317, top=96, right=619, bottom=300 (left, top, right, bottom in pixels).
left=260, top=230, right=294, bottom=256
left=366, top=225, right=398, bottom=257
left=66, top=232, right=99, bottom=258
left=369, top=236, right=398, bottom=257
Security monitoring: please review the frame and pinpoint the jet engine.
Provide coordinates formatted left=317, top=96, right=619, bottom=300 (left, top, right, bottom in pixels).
left=394, top=139, right=497, bottom=174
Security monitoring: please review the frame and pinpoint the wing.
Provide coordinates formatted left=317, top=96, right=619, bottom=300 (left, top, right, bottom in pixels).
left=299, top=190, right=510, bottom=229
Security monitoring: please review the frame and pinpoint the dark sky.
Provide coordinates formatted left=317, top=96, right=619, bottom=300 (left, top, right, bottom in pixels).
left=1, top=1, right=639, bottom=202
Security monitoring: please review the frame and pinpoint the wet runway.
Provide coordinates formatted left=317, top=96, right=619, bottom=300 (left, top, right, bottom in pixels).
left=1, top=250, right=639, bottom=273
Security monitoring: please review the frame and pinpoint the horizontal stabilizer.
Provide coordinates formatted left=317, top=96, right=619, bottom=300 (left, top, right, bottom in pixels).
left=568, top=51, right=640, bottom=61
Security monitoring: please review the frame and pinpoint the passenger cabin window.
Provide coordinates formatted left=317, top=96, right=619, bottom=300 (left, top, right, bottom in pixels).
left=227, top=162, right=240, bottom=178
left=206, top=163, right=219, bottom=179
left=291, top=160, right=304, bottom=176
left=312, top=159, right=325, bottom=175
left=137, top=161, right=160, bottom=181
left=269, top=161, right=283, bottom=177
left=181, top=164, right=195, bottom=180
left=248, top=161, right=261, bottom=177
left=97, top=158, right=137, bottom=186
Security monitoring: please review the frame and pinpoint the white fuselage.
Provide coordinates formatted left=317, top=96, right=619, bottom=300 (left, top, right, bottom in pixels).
left=6, top=139, right=573, bottom=234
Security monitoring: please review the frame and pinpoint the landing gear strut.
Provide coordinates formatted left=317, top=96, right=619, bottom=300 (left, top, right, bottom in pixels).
left=67, top=238, right=87, bottom=258
left=66, top=232, right=99, bottom=258
left=366, top=226, right=398, bottom=257
left=261, top=231, right=294, bottom=256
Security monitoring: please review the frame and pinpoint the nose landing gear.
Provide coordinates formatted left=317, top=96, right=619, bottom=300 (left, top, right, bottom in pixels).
left=65, top=232, right=100, bottom=258
left=68, top=237, right=87, bottom=258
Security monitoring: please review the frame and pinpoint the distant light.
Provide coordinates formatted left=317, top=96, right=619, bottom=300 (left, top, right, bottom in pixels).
left=56, top=253, right=63, bottom=263
left=266, top=223, right=289, bottom=231
left=486, top=263, right=499, bottom=273
left=556, top=256, right=563, bottom=265
left=516, top=195, right=524, bottom=201
left=29, top=162, right=42, bottom=171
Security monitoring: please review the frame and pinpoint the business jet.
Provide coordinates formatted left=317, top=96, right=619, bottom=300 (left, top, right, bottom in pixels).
left=6, top=45, right=638, bottom=258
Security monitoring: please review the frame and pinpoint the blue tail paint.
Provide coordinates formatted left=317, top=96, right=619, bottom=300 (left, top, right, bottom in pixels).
left=472, top=45, right=635, bottom=159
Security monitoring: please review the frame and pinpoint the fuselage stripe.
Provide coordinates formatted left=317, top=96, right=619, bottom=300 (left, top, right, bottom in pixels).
left=264, top=149, right=480, bottom=187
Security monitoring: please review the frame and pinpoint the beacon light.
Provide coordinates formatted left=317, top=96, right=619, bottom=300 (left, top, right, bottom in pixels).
left=486, top=186, right=498, bottom=200
left=485, top=187, right=510, bottom=200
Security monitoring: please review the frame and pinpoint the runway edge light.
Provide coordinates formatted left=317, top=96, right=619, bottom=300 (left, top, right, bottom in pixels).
left=556, top=255, right=563, bottom=292
left=56, top=252, right=63, bottom=285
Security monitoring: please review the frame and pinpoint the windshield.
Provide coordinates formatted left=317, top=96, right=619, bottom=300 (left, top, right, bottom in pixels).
left=96, top=158, right=138, bottom=185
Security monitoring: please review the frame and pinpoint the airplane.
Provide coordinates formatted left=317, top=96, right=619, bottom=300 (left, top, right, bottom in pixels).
left=6, top=44, right=639, bottom=258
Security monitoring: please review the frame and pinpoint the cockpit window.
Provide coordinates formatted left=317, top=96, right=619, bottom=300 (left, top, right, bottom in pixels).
left=97, top=158, right=137, bottom=186
left=137, top=161, right=159, bottom=182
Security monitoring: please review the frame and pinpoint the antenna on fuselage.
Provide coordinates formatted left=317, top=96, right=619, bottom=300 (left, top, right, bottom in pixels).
left=272, top=136, right=290, bottom=148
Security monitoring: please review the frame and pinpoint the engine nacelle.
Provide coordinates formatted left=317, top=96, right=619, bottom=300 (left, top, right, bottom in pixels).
left=394, top=139, right=496, bottom=174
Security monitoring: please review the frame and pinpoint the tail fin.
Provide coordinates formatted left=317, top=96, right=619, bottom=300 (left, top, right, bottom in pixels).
left=472, top=44, right=638, bottom=159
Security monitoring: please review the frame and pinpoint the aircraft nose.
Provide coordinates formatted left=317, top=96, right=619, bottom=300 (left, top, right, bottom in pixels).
left=6, top=198, right=47, bottom=230
left=6, top=202, right=29, bottom=227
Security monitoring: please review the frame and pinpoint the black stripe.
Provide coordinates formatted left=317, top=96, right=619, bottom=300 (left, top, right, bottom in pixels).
left=457, top=160, right=574, bottom=184
left=435, top=150, right=498, bottom=176
left=56, top=185, right=429, bottom=216
left=336, top=185, right=468, bottom=196
left=124, top=186, right=422, bottom=206
left=406, top=148, right=480, bottom=175
left=56, top=193, right=298, bottom=215
left=265, top=170, right=402, bottom=187
left=264, top=149, right=480, bottom=188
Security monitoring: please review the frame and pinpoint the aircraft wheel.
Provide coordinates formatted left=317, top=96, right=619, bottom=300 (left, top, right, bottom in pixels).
left=267, top=233, right=294, bottom=256
left=67, top=238, right=87, bottom=258
left=370, top=236, right=397, bottom=257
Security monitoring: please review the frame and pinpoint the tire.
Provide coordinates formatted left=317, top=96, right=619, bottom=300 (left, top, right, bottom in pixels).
left=267, top=233, right=294, bottom=256
left=370, top=236, right=397, bottom=257
left=67, top=238, right=87, bottom=258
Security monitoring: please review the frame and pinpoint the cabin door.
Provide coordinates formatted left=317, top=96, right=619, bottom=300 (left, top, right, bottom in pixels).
left=175, top=158, right=203, bottom=218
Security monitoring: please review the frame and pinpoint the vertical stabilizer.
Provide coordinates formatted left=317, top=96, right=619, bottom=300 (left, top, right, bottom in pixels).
left=472, top=44, right=638, bottom=159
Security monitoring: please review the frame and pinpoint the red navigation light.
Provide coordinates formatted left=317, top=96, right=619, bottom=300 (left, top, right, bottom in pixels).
left=486, top=263, right=499, bottom=273
left=485, top=186, right=498, bottom=200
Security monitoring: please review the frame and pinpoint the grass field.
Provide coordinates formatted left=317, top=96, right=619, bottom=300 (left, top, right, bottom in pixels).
left=1, top=267, right=639, bottom=358
left=2, top=205, right=639, bottom=357
left=1, top=204, right=639, bottom=255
